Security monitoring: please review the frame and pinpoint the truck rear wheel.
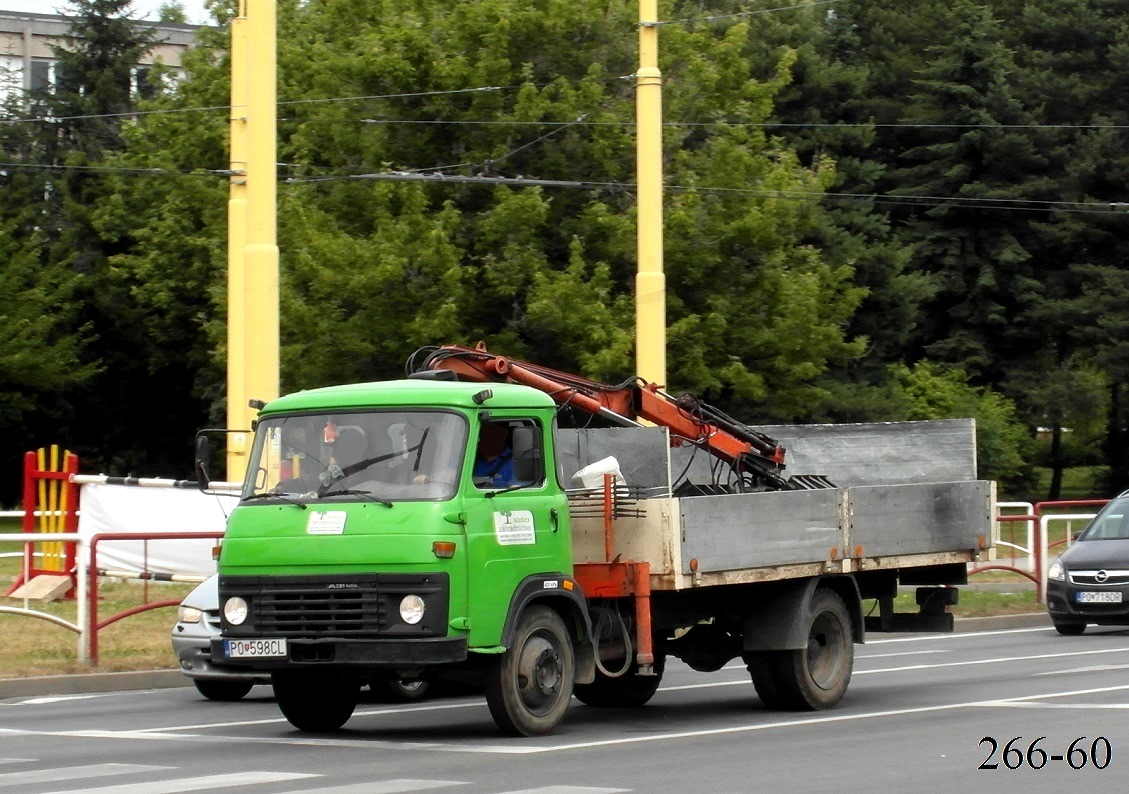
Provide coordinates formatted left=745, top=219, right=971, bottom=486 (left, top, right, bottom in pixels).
left=752, top=589, right=854, bottom=711
left=272, top=671, right=358, bottom=732
left=485, top=605, right=575, bottom=736
left=743, top=651, right=786, bottom=710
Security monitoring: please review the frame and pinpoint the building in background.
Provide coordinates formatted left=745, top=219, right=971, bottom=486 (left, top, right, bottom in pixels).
left=0, top=9, right=201, bottom=105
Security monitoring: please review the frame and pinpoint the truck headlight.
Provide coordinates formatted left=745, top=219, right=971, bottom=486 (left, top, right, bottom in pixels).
left=224, top=596, right=249, bottom=625
left=1048, top=560, right=1065, bottom=582
left=399, top=594, right=425, bottom=625
left=177, top=605, right=205, bottom=624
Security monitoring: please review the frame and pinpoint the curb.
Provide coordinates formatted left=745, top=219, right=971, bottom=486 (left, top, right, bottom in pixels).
left=0, top=614, right=1054, bottom=700
left=953, top=612, right=1050, bottom=633
left=0, top=669, right=189, bottom=700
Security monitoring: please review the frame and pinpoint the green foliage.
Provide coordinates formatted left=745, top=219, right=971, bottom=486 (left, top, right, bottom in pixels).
left=888, top=361, right=1032, bottom=485
left=9, top=0, right=1129, bottom=502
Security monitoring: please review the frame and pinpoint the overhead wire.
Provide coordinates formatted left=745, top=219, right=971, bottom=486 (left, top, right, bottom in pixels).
left=0, top=155, right=1123, bottom=216
left=655, top=0, right=846, bottom=27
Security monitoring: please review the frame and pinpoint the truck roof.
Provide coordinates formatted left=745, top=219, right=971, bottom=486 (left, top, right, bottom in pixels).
left=261, top=378, right=556, bottom=415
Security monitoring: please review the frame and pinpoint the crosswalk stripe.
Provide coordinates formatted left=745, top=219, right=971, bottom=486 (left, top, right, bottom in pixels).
left=296, top=779, right=469, bottom=794
left=0, top=763, right=170, bottom=785
left=41, top=771, right=320, bottom=794
left=496, top=788, right=629, bottom=794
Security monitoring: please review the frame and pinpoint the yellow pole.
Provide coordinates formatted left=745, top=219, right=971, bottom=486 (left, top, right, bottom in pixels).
left=635, top=0, right=665, bottom=387
left=226, top=6, right=248, bottom=480
left=226, top=0, right=279, bottom=482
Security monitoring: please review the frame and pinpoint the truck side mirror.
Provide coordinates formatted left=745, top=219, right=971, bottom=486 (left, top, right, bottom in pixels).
left=511, top=425, right=543, bottom=483
left=194, top=435, right=211, bottom=491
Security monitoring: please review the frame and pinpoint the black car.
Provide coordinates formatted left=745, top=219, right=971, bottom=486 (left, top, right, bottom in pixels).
left=1046, top=491, right=1129, bottom=635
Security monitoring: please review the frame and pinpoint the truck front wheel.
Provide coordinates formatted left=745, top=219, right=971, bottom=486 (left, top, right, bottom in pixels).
left=485, top=606, right=575, bottom=736
left=749, top=588, right=854, bottom=711
left=272, top=671, right=359, bottom=732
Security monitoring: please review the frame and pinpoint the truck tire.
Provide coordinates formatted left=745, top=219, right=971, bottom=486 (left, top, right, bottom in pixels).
left=743, top=651, right=786, bottom=710
left=574, top=649, right=665, bottom=708
left=757, top=588, right=854, bottom=711
left=485, top=605, right=575, bottom=736
left=272, top=671, right=358, bottom=732
left=193, top=679, right=254, bottom=702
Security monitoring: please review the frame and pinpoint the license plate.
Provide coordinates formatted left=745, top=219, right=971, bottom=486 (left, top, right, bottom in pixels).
left=1077, top=591, right=1123, bottom=604
left=225, top=638, right=287, bottom=658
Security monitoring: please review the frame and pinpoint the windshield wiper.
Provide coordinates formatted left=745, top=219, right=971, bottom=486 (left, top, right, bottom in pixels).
left=316, top=487, right=393, bottom=507
left=484, top=482, right=533, bottom=499
left=317, top=436, right=429, bottom=496
left=241, top=491, right=312, bottom=509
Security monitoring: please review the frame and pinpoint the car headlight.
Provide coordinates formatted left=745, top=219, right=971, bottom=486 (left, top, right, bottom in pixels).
left=177, top=605, right=205, bottom=624
left=1048, top=560, right=1065, bottom=582
left=399, top=594, right=425, bottom=625
left=223, top=596, right=249, bottom=625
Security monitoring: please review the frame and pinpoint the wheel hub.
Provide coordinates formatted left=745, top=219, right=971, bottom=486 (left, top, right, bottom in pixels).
left=517, top=636, right=562, bottom=710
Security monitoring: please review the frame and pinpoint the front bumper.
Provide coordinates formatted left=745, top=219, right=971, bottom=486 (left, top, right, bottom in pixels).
left=1046, top=579, right=1129, bottom=625
left=211, top=635, right=468, bottom=668
left=172, top=625, right=269, bottom=683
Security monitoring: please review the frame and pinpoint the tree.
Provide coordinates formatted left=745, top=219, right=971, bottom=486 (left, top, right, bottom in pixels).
left=0, top=1, right=187, bottom=500
left=887, top=361, right=1032, bottom=487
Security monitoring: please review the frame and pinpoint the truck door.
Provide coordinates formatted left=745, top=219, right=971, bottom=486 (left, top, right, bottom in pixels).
left=462, top=416, right=569, bottom=647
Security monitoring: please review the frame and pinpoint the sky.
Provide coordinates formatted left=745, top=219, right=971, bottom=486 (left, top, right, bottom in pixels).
left=0, top=1, right=212, bottom=25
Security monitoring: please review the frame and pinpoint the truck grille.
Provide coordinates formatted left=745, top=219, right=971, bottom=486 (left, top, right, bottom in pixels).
left=219, top=573, right=449, bottom=638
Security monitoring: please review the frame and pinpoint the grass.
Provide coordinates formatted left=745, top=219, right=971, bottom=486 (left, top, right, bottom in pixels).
left=1, top=550, right=195, bottom=679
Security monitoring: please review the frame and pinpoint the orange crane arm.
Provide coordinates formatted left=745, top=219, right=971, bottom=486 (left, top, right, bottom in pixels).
left=411, top=343, right=788, bottom=487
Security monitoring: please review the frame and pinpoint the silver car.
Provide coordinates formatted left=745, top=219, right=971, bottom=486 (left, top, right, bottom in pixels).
left=171, top=575, right=270, bottom=700
left=172, top=575, right=432, bottom=701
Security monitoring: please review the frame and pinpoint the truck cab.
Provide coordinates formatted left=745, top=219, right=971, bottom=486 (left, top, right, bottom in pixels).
left=208, top=379, right=589, bottom=735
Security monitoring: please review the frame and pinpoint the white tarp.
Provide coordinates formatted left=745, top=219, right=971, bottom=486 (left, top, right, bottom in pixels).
left=77, top=483, right=237, bottom=575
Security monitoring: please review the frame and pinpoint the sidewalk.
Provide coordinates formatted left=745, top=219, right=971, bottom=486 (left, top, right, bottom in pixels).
left=0, top=612, right=1052, bottom=700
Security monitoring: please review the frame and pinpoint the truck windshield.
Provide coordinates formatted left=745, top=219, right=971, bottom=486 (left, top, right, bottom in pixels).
left=243, top=410, right=467, bottom=502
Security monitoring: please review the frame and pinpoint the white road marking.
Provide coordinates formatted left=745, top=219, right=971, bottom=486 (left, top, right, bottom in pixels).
left=0, top=763, right=170, bottom=785
left=18, top=694, right=111, bottom=705
left=865, top=626, right=1050, bottom=644
left=1035, top=663, right=1129, bottom=676
left=42, top=771, right=319, bottom=793
left=497, top=788, right=628, bottom=793
left=856, top=645, right=1129, bottom=675
left=457, top=683, right=1129, bottom=755
left=984, top=701, right=1129, bottom=709
left=856, top=650, right=950, bottom=659
left=297, top=780, right=469, bottom=794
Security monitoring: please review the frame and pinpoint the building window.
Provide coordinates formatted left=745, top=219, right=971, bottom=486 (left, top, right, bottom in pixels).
left=0, top=55, right=22, bottom=105
left=30, top=58, right=54, bottom=93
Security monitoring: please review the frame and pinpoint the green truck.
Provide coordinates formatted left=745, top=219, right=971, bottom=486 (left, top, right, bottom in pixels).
left=200, top=344, right=995, bottom=736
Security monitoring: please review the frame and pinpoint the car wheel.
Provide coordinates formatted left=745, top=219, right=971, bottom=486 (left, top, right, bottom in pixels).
left=1053, top=620, right=1086, bottom=636
left=370, top=678, right=431, bottom=702
left=193, top=679, right=254, bottom=701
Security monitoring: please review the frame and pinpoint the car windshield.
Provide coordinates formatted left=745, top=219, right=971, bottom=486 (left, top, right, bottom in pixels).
left=1078, top=496, right=1129, bottom=541
left=242, top=410, right=466, bottom=502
